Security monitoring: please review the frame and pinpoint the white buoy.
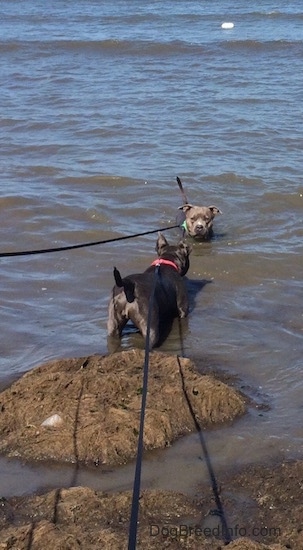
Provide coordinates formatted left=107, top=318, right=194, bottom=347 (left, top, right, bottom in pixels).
left=221, top=22, right=234, bottom=29
left=41, top=413, right=63, bottom=427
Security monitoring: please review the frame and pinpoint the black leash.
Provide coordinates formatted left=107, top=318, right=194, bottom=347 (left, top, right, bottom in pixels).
left=176, top=314, right=231, bottom=544
left=0, top=225, right=179, bottom=258
left=128, top=264, right=160, bottom=550
left=177, top=355, right=231, bottom=545
left=177, top=316, right=186, bottom=358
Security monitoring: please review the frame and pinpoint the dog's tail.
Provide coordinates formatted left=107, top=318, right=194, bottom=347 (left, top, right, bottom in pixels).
left=176, top=176, right=189, bottom=205
left=113, top=266, right=124, bottom=287
left=113, top=267, right=135, bottom=303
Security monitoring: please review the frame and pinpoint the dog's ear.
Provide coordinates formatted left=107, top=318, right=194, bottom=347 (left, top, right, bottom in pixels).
left=156, top=232, right=168, bottom=255
left=178, top=240, right=192, bottom=256
left=208, top=206, right=222, bottom=216
left=178, top=204, right=194, bottom=212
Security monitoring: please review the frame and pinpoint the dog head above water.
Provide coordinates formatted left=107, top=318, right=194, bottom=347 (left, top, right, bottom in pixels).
left=178, top=203, right=222, bottom=240
left=155, top=232, right=192, bottom=276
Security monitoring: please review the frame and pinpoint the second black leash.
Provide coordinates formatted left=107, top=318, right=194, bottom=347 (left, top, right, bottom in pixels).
left=0, top=224, right=179, bottom=258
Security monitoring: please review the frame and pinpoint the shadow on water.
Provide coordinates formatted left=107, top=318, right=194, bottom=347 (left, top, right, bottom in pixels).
left=186, top=277, right=212, bottom=313
left=157, top=276, right=212, bottom=347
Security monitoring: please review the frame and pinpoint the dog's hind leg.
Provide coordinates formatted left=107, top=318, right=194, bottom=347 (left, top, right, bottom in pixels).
left=107, top=296, right=128, bottom=337
left=176, top=287, right=189, bottom=319
left=135, top=308, right=159, bottom=349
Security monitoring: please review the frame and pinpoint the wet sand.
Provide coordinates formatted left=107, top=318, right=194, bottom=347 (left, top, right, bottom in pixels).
left=1, top=458, right=302, bottom=548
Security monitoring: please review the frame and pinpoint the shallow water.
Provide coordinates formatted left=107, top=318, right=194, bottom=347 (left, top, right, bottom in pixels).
left=0, top=0, right=302, bottom=496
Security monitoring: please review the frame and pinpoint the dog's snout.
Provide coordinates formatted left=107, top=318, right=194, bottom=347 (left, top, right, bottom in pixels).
left=195, top=223, right=207, bottom=233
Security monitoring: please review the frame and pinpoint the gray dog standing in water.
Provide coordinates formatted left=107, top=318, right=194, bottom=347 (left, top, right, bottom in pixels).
left=176, top=176, right=222, bottom=240
left=107, top=232, right=192, bottom=348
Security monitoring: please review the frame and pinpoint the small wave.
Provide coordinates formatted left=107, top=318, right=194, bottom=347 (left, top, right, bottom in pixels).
left=51, top=38, right=205, bottom=57
left=0, top=42, right=20, bottom=53
left=2, top=37, right=301, bottom=60
left=221, top=39, right=302, bottom=53
left=0, top=38, right=201, bottom=57
left=248, top=10, right=303, bottom=20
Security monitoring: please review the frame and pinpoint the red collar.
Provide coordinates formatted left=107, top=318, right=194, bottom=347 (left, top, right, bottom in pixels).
left=150, top=258, right=179, bottom=272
